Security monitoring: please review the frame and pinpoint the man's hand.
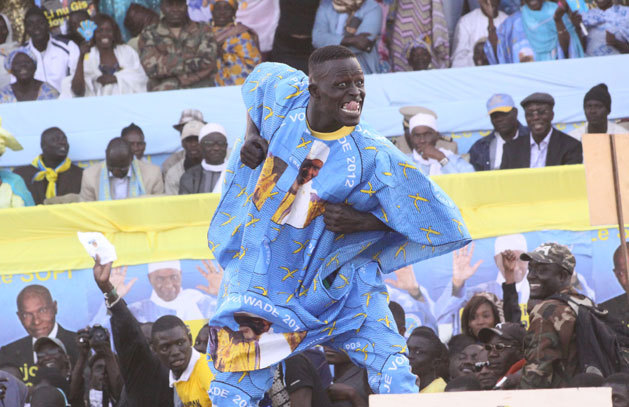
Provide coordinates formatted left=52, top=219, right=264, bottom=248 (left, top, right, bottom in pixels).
left=385, top=265, right=422, bottom=300
left=196, top=260, right=223, bottom=297
left=109, top=266, right=137, bottom=298
left=452, top=242, right=483, bottom=293
left=241, top=133, right=268, bottom=169
left=93, top=257, right=115, bottom=294
left=501, top=250, right=518, bottom=284
left=324, top=203, right=389, bottom=234
left=96, top=74, right=117, bottom=86
left=419, top=144, right=447, bottom=161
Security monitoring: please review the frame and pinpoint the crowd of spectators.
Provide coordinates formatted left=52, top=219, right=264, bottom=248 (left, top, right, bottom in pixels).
left=1, top=0, right=629, bottom=102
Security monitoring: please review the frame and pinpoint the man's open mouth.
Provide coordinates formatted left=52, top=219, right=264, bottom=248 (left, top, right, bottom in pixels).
left=341, top=101, right=361, bottom=115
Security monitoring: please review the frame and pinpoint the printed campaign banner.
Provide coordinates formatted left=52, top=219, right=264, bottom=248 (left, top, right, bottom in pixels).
left=40, top=0, right=96, bottom=31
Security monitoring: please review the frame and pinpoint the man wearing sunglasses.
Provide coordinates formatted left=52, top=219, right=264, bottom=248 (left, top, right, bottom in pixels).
left=478, top=322, right=525, bottom=389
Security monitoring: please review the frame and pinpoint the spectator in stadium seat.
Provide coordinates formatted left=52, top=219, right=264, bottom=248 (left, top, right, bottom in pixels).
left=270, top=0, right=320, bottom=73
left=99, top=0, right=160, bottom=41
left=121, top=123, right=147, bottom=160
left=447, top=336, right=478, bottom=379
left=267, top=353, right=334, bottom=407
left=179, top=123, right=228, bottom=195
left=124, top=4, right=160, bottom=53
left=23, top=7, right=79, bottom=93
left=62, top=10, right=90, bottom=47
left=478, top=323, right=525, bottom=389
left=407, top=327, right=449, bottom=392
left=64, top=13, right=148, bottom=97
left=14, top=127, right=83, bottom=205
left=0, top=126, right=34, bottom=208
left=582, top=0, right=629, bottom=57
left=405, top=37, right=436, bottom=71
left=0, top=47, right=59, bottom=102
left=568, top=83, right=626, bottom=141
left=501, top=93, right=583, bottom=169
left=80, top=137, right=164, bottom=201
left=232, top=0, right=280, bottom=55
left=389, top=0, right=450, bottom=71
left=139, top=0, right=218, bottom=91
left=324, top=346, right=371, bottom=406
left=210, top=0, right=262, bottom=86
left=194, top=325, right=210, bottom=353
left=165, top=120, right=204, bottom=195
left=444, top=375, right=482, bottom=392
left=0, top=13, right=18, bottom=89
left=469, top=94, right=530, bottom=171
left=600, top=241, right=629, bottom=328
left=461, top=294, right=501, bottom=340
left=451, top=0, right=507, bottom=67
left=312, top=0, right=383, bottom=74
left=603, top=373, right=629, bottom=407
left=92, top=258, right=214, bottom=407
left=406, top=109, right=474, bottom=176
left=484, top=0, right=585, bottom=64
left=162, top=109, right=205, bottom=176
left=0, top=285, right=77, bottom=386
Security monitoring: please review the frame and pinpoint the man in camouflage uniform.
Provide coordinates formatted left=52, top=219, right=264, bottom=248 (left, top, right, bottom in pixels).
left=518, top=242, right=595, bottom=389
left=139, top=0, right=218, bottom=91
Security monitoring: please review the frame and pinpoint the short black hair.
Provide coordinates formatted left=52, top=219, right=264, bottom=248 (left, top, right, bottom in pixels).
left=25, top=6, right=47, bottom=22
left=121, top=123, right=144, bottom=139
left=106, top=137, right=132, bottom=157
left=388, top=301, right=406, bottom=334
left=409, top=327, right=449, bottom=379
left=151, top=315, right=188, bottom=339
left=41, top=127, right=65, bottom=142
left=17, top=285, right=53, bottom=310
left=567, top=373, right=605, bottom=388
left=605, top=372, right=629, bottom=387
left=445, top=375, right=481, bottom=392
left=308, top=45, right=356, bottom=75
left=447, top=334, right=476, bottom=358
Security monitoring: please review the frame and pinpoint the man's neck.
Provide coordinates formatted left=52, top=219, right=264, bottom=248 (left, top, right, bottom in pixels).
left=532, top=129, right=551, bottom=145
left=419, top=372, right=437, bottom=390
left=306, top=101, right=343, bottom=133
left=42, top=154, right=65, bottom=169
left=498, top=127, right=518, bottom=141
left=587, top=121, right=608, bottom=134
left=32, top=36, right=49, bottom=52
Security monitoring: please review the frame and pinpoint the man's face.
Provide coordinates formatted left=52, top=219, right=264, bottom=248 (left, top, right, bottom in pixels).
left=182, top=136, right=201, bottom=160
left=18, top=294, right=57, bottom=338
left=409, top=47, right=431, bottom=71
left=297, top=159, right=323, bottom=185
left=484, top=335, right=522, bottom=379
left=152, top=326, right=192, bottom=377
left=41, top=129, right=69, bottom=162
left=194, top=326, right=210, bottom=353
left=613, top=250, right=629, bottom=292
left=25, top=13, right=50, bottom=43
left=67, top=12, right=89, bottom=37
left=200, top=133, right=228, bottom=165
left=11, top=53, right=37, bottom=82
left=584, top=100, right=609, bottom=127
left=122, top=131, right=146, bottom=159
left=449, top=344, right=484, bottom=379
left=323, top=346, right=351, bottom=366
left=161, top=0, right=188, bottom=27
left=407, top=335, right=438, bottom=377
left=609, top=383, right=629, bottom=407
left=527, top=261, right=569, bottom=300
left=474, top=353, right=499, bottom=390
left=310, top=58, right=365, bottom=128
left=409, top=125, right=439, bottom=152
left=35, top=343, right=66, bottom=371
left=106, top=150, right=133, bottom=179
left=148, top=268, right=182, bottom=301
left=524, top=102, right=554, bottom=139
left=89, top=358, right=106, bottom=390
left=490, top=109, right=519, bottom=137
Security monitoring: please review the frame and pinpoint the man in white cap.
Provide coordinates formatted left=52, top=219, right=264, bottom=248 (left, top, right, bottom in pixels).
left=162, top=109, right=205, bottom=176
left=271, top=140, right=329, bottom=228
left=407, top=109, right=473, bottom=176
left=179, top=123, right=228, bottom=195
left=165, top=120, right=204, bottom=195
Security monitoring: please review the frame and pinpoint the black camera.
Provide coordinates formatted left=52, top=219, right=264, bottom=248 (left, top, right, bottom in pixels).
left=79, top=325, right=109, bottom=345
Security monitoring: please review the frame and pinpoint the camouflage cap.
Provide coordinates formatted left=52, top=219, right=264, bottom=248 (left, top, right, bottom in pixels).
left=520, top=242, right=575, bottom=274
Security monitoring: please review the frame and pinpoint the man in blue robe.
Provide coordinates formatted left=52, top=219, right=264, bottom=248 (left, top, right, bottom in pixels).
left=206, top=45, right=471, bottom=406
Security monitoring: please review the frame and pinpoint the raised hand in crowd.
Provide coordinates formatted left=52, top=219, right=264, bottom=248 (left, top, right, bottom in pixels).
left=196, top=260, right=223, bottom=297
left=385, top=265, right=425, bottom=301
left=107, top=266, right=138, bottom=298
left=500, top=250, right=518, bottom=284
left=606, top=31, right=629, bottom=53
left=452, top=242, right=484, bottom=295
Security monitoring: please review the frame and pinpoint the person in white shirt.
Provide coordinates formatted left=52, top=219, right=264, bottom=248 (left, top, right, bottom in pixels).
left=23, top=7, right=79, bottom=93
left=568, top=83, right=627, bottom=141
left=451, top=0, right=507, bottom=67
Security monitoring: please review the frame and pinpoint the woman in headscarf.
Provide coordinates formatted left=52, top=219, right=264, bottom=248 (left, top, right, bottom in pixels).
left=1, top=13, right=18, bottom=89
left=313, top=0, right=384, bottom=74
left=0, top=120, right=35, bottom=208
left=485, top=0, right=586, bottom=64
left=64, top=14, right=148, bottom=97
left=389, top=0, right=450, bottom=71
left=210, top=0, right=262, bottom=86
left=581, top=0, right=629, bottom=56
left=0, top=47, right=59, bottom=103
left=406, top=35, right=436, bottom=70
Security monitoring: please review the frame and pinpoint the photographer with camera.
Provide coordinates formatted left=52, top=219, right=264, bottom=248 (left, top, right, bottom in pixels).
left=70, top=325, right=122, bottom=407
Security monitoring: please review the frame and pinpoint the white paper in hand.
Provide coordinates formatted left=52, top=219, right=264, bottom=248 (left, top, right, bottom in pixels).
left=77, top=232, right=117, bottom=264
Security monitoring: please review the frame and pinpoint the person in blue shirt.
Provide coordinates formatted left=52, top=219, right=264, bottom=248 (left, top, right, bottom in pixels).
left=205, top=45, right=471, bottom=406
